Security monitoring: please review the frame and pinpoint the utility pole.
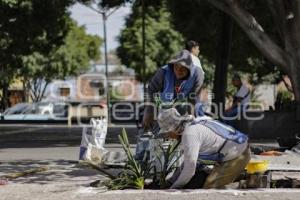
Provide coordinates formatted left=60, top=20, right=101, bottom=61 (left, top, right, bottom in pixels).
left=81, top=3, right=120, bottom=109
left=102, top=11, right=109, bottom=105
left=142, top=0, right=146, bottom=93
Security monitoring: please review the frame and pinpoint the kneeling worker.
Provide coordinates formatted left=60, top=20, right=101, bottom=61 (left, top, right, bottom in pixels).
left=157, top=108, right=250, bottom=189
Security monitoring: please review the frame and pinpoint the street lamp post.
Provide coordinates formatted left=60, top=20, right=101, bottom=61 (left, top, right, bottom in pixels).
left=102, top=12, right=108, bottom=84
left=81, top=3, right=120, bottom=109
left=142, top=0, right=146, bottom=92
left=101, top=11, right=109, bottom=109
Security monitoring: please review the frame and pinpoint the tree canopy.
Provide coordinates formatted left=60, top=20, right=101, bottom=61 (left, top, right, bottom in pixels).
left=0, top=0, right=76, bottom=108
left=100, top=0, right=283, bottom=86
left=116, top=0, right=184, bottom=82
left=0, top=0, right=102, bottom=106
left=167, top=0, right=283, bottom=85
left=21, top=21, right=102, bottom=102
left=203, top=0, right=300, bottom=101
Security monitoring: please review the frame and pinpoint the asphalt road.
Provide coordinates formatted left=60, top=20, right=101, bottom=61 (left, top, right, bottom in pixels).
left=1, top=125, right=300, bottom=200
left=0, top=144, right=128, bottom=161
left=0, top=123, right=139, bottom=148
left=0, top=123, right=137, bottom=161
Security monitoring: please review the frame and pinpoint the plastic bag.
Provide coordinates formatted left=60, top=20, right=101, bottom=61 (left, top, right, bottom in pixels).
left=79, top=118, right=108, bottom=164
left=134, top=129, right=154, bottom=161
left=135, top=121, right=161, bottom=161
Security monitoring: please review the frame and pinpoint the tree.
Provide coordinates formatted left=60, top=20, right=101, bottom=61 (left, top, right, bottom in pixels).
left=20, top=21, right=102, bottom=102
left=204, top=0, right=300, bottom=103
left=0, top=0, right=74, bottom=109
left=117, top=0, right=184, bottom=82
left=167, top=0, right=282, bottom=80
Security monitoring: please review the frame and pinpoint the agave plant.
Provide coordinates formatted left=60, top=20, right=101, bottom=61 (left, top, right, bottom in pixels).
left=103, top=128, right=153, bottom=190
left=154, top=140, right=182, bottom=189
left=102, top=129, right=182, bottom=190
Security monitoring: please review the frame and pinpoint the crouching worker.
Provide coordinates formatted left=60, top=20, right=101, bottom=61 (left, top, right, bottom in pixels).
left=157, top=108, right=250, bottom=189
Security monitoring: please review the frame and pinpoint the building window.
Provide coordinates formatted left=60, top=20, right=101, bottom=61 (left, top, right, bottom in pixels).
left=59, top=87, right=70, bottom=97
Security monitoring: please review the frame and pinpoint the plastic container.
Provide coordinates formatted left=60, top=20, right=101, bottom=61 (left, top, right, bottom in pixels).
left=245, top=160, right=269, bottom=174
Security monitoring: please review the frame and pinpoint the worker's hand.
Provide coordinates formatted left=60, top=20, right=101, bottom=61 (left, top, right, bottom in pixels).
left=167, top=131, right=181, bottom=140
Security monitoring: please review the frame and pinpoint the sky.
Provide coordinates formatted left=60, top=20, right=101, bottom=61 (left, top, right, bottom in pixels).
left=69, top=3, right=131, bottom=51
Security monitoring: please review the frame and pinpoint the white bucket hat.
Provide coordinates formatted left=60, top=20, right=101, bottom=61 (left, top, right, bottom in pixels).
left=157, top=108, right=194, bottom=135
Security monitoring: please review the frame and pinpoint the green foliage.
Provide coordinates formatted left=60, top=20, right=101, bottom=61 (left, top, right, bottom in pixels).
left=277, top=90, right=293, bottom=101
left=93, top=0, right=162, bottom=9
left=200, top=55, right=215, bottom=88
left=109, top=87, right=123, bottom=101
left=20, top=20, right=102, bottom=102
left=1, top=0, right=17, bottom=6
left=117, top=0, right=184, bottom=82
left=0, top=0, right=75, bottom=107
left=275, top=90, right=294, bottom=110
left=103, top=129, right=153, bottom=190
left=100, top=0, right=132, bottom=8
left=103, top=129, right=182, bottom=190
left=167, top=0, right=283, bottom=85
left=246, top=58, right=282, bottom=85
left=153, top=140, right=181, bottom=189
left=0, top=0, right=74, bottom=60
left=79, top=0, right=132, bottom=11
left=50, top=21, right=102, bottom=78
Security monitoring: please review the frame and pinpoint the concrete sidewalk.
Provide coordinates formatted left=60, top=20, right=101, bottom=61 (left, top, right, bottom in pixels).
left=2, top=186, right=300, bottom=200
left=1, top=159, right=300, bottom=200
left=1, top=180, right=300, bottom=199
left=1, top=141, right=300, bottom=200
left=1, top=152, right=300, bottom=200
left=0, top=159, right=103, bottom=200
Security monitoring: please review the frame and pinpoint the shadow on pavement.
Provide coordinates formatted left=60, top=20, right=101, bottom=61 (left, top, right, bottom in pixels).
left=0, top=126, right=138, bottom=149
left=0, top=159, right=112, bottom=185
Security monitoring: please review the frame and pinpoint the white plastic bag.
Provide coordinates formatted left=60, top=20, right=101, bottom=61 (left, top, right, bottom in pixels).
left=79, top=118, right=108, bottom=164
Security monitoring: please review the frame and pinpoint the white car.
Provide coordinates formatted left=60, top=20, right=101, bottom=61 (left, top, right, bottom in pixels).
left=0, top=102, right=68, bottom=121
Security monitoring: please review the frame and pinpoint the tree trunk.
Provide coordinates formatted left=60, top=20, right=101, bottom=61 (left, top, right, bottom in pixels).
left=288, top=58, right=300, bottom=120
left=288, top=59, right=300, bottom=102
left=1, top=81, right=10, bottom=111
left=28, top=79, right=49, bottom=102
left=22, top=77, right=30, bottom=102
left=38, top=81, right=49, bottom=102
left=207, top=0, right=300, bottom=108
left=212, top=14, right=233, bottom=116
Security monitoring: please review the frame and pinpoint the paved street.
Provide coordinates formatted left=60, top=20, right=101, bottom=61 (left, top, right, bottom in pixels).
left=0, top=144, right=127, bottom=161
left=2, top=0, right=300, bottom=198
left=1, top=126, right=300, bottom=199
left=0, top=124, right=139, bottom=146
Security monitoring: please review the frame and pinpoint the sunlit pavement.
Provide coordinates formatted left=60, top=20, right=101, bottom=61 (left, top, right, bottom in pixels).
left=1, top=148, right=300, bottom=200
left=1, top=127, right=300, bottom=199
left=0, top=158, right=300, bottom=200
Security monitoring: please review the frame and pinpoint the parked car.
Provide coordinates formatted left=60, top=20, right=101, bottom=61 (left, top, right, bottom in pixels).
left=0, top=102, right=68, bottom=121
left=0, top=103, right=31, bottom=120
left=2, top=103, right=31, bottom=115
left=0, top=101, right=107, bottom=122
